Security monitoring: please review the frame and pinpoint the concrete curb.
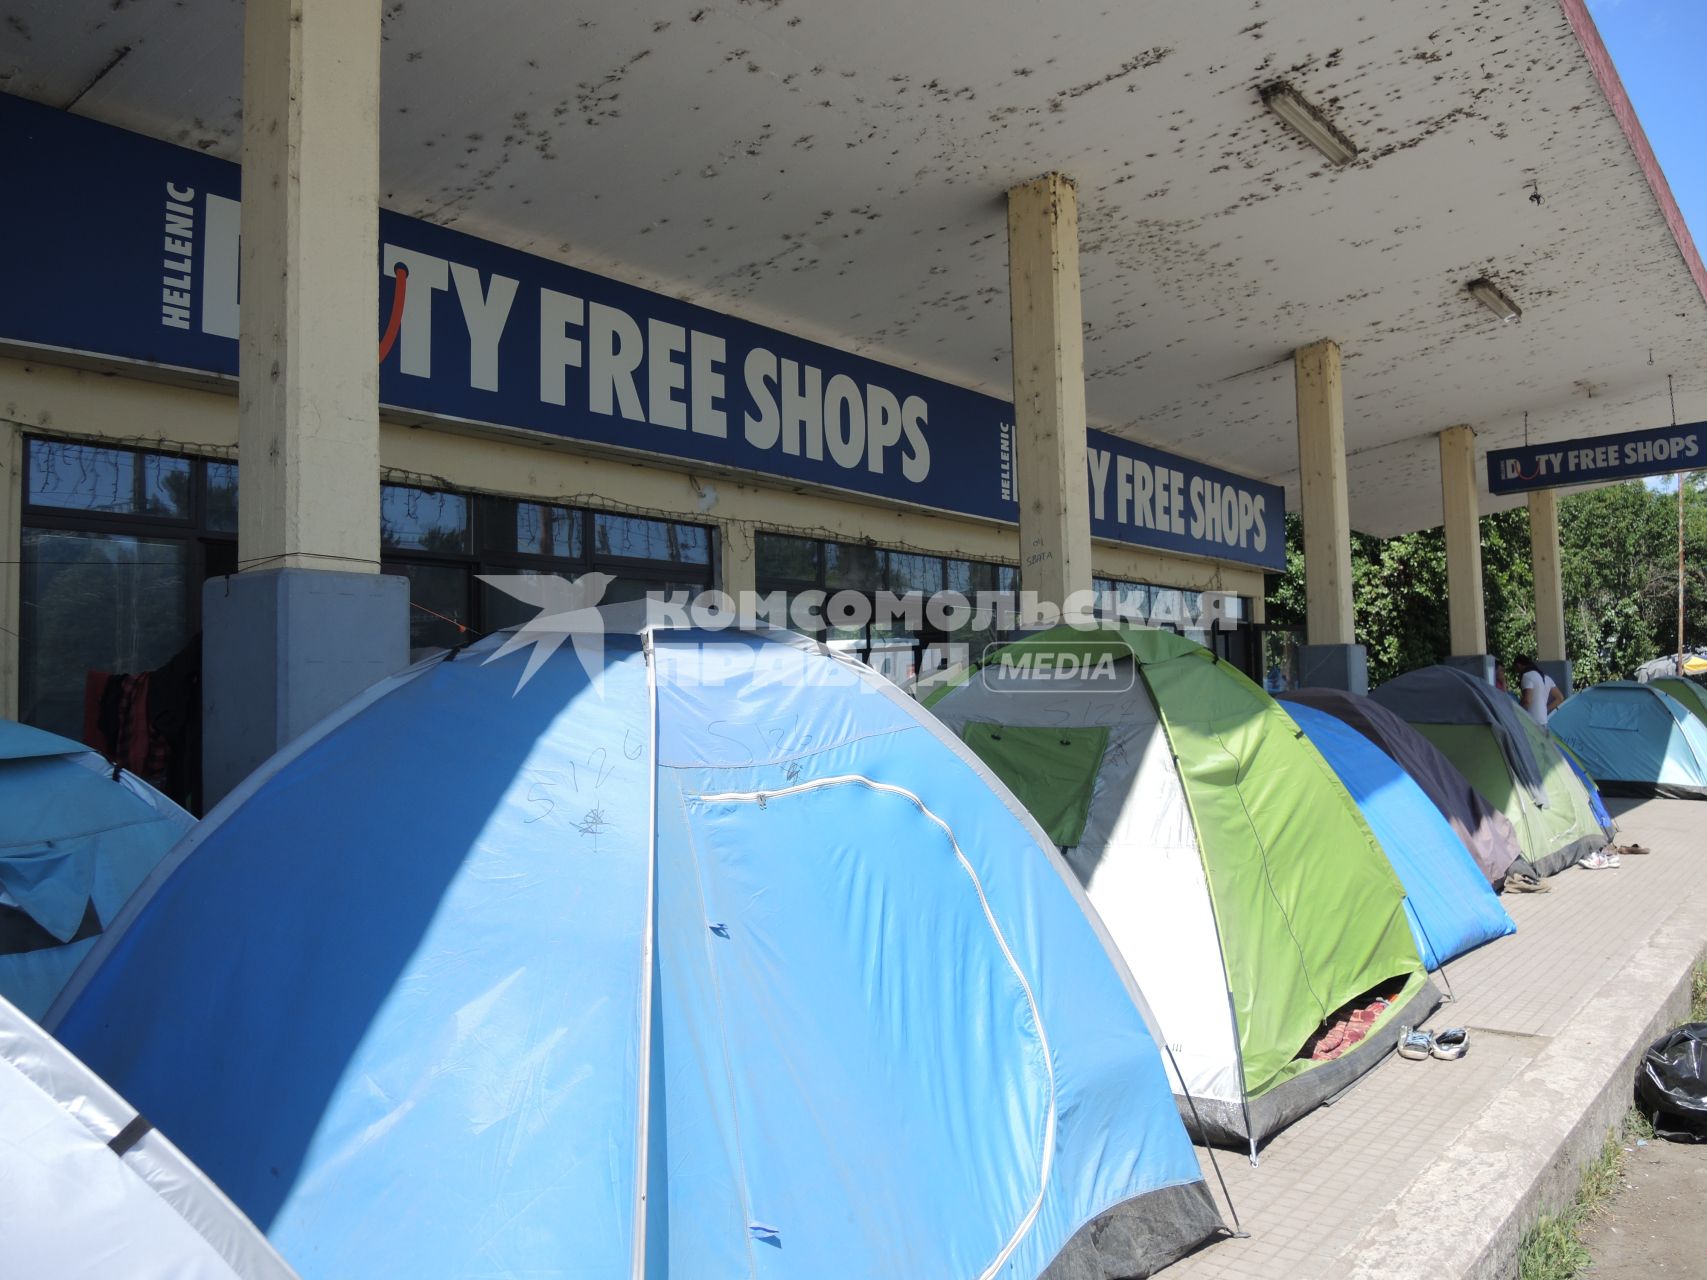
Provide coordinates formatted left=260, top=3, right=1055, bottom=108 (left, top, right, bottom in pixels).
left=1337, top=882, right=1707, bottom=1280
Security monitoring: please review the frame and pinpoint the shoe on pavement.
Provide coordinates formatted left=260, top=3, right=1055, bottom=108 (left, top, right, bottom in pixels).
left=1581, top=850, right=1618, bottom=870
left=1397, top=1027, right=1434, bottom=1061
left=1431, top=1027, right=1469, bottom=1061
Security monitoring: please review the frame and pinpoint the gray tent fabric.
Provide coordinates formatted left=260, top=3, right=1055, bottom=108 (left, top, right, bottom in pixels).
left=0, top=994, right=297, bottom=1279
left=1279, top=689, right=1523, bottom=886
left=1370, top=666, right=1549, bottom=808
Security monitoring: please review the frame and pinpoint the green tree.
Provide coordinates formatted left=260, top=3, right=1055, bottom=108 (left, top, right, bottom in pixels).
left=1266, top=479, right=1707, bottom=687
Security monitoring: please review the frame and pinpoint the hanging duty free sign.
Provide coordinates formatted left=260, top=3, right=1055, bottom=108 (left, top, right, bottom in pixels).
left=1486, top=422, right=1707, bottom=495
left=0, top=92, right=1285, bottom=570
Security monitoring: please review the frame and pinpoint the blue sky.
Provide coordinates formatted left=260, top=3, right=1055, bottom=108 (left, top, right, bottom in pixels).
left=1586, top=0, right=1707, bottom=247
left=1586, top=0, right=1705, bottom=490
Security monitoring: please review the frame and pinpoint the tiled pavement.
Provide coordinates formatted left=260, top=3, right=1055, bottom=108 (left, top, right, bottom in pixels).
left=1168, top=797, right=1707, bottom=1280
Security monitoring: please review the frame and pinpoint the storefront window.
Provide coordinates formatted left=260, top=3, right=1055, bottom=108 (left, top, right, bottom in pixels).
left=1092, top=575, right=1258, bottom=680
left=18, top=437, right=717, bottom=810
left=20, top=440, right=234, bottom=809
left=478, top=569, right=552, bottom=633
left=753, top=533, right=1018, bottom=689
left=884, top=552, right=946, bottom=596
left=381, top=484, right=716, bottom=656
left=141, top=455, right=193, bottom=519
left=19, top=529, right=193, bottom=740
left=381, top=486, right=470, bottom=554
left=823, top=541, right=882, bottom=593
left=481, top=500, right=580, bottom=559
left=755, top=533, right=818, bottom=584
left=27, top=440, right=193, bottom=519
left=594, top=513, right=710, bottom=565
left=385, top=561, right=472, bottom=653
left=206, top=462, right=239, bottom=534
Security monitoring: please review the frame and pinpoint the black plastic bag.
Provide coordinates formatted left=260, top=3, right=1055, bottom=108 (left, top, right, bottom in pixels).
left=1636, top=1023, right=1707, bottom=1143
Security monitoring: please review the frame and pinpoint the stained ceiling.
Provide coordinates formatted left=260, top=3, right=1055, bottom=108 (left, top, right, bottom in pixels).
left=3, top=0, right=1703, bottom=535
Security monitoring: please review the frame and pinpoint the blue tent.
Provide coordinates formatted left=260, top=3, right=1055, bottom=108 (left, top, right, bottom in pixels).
left=1283, top=703, right=1515, bottom=969
left=1551, top=735, right=1616, bottom=828
left=51, top=624, right=1222, bottom=1279
left=0, top=720, right=192, bottom=1020
left=1552, top=682, right=1707, bottom=799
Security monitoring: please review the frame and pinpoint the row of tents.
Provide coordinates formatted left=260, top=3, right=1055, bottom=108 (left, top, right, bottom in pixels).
left=1551, top=677, right=1707, bottom=799
left=0, top=620, right=1628, bottom=1278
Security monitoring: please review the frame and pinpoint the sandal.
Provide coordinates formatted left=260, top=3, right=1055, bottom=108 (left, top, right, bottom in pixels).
left=1609, top=843, right=1650, bottom=856
left=1397, top=1027, right=1434, bottom=1061
left=1431, top=1027, right=1469, bottom=1060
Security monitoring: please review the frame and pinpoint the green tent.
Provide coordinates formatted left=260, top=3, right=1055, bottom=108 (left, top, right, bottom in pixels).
left=1651, top=675, right=1707, bottom=727
left=1371, top=666, right=1610, bottom=877
left=926, top=626, right=1436, bottom=1153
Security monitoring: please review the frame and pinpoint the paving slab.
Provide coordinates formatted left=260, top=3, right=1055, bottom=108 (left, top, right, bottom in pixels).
left=1168, top=797, right=1707, bottom=1280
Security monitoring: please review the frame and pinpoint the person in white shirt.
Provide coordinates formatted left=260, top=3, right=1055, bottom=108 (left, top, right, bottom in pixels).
left=1512, top=656, right=1562, bottom=727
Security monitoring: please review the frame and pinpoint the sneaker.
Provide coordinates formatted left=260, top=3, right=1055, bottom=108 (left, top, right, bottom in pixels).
left=1397, top=1027, right=1434, bottom=1060
left=1581, top=850, right=1618, bottom=870
left=1431, top=1027, right=1469, bottom=1060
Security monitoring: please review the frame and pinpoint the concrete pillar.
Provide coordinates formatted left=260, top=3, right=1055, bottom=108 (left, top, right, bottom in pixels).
left=1293, top=339, right=1367, bottom=692
left=1439, top=424, right=1492, bottom=682
left=1007, top=172, right=1092, bottom=623
left=238, top=0, right=383, bottom=572
left=204, top=0, right=407, bottom=803
left=0, top=419, right=19, bottom=720
left=1529, top=488, right=1572, bottom=691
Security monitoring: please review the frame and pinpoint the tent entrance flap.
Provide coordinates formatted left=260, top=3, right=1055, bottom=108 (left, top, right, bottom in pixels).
left=959, top=723, right=1110, bottom=848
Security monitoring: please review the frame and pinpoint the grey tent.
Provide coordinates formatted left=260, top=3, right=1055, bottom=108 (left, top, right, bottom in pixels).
left=1372, top=666, right=1610, bottom=877
left=1635, top=652, right=1707, bottom=683
left=0, top=993, right=295, bottom=1279
left=1371, top=667, right=1548, bottom=807
left=1280, top=688, right=1523, bottom=887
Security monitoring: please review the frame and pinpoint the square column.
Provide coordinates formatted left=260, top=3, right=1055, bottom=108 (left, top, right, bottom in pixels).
left=1007, top=172, right=1093, bottom=622
left=1294, top=340, right=1366, bottom=692
left=239, top=0, right=384, bottom=572
left=1439, top=424, right=1492, bottom=682
left=1528, top=488, right=1571, bottom=691
left=205, top=0, right=407, bottom=804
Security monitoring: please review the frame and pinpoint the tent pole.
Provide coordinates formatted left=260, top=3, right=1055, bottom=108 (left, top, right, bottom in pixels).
left=1679, top=470, right=1687, bottom=678
left=631, top=638, right=660, bottom=1280
left=1159, top=1042, right=1248, bottom=1239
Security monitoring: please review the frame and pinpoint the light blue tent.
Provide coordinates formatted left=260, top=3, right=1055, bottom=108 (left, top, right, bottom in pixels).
left=1551, top=681, right=1707, bottom=799
left=51, top=624, right=1223, bottom=1279
left=0, top=720, right=192, bottom=1020
left=1283, top=703, right=1515, bottom=970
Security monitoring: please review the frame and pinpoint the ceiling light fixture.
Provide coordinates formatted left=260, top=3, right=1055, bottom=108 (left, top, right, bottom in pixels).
left=1259, top=81, right=1358, bottom=167
left=1466, top=277, right=1522, bottom=324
